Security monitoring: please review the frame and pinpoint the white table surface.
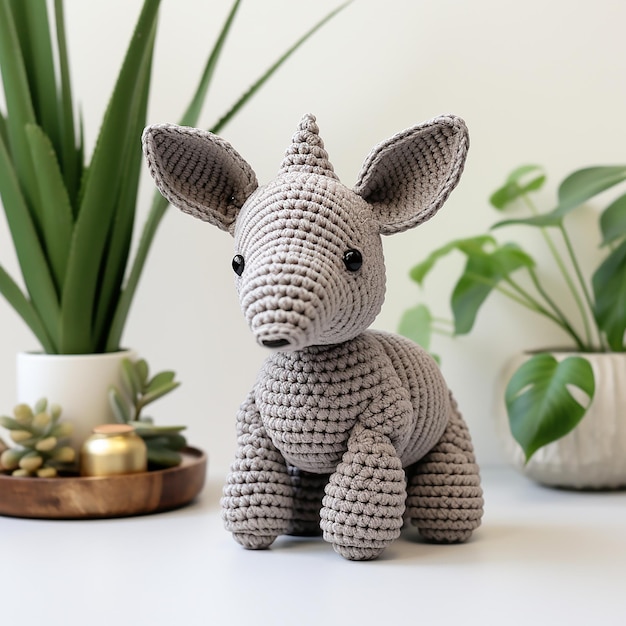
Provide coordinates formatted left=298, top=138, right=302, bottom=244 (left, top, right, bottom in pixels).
left=1, top=465, right=625, bottom=626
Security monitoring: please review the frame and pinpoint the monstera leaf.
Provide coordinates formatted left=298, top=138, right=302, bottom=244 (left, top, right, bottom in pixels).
left=505, top=353, right=595, bottom=462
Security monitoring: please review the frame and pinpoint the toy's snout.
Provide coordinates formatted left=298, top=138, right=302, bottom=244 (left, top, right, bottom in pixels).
left=263, top=338, right=290, bottom=348
left=237, top=245, right=335, bottom=352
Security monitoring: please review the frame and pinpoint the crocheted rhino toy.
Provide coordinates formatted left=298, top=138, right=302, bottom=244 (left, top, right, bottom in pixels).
left=143, top=114, right=483, bottom=560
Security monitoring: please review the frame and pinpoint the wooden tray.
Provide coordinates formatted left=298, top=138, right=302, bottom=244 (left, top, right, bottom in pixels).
left=0, top=447, right=207, bottom=520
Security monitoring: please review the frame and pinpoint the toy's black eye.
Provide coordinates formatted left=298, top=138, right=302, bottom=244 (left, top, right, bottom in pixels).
left=343, top=249, right=363, bottom=272
left=232, top=254, right=245, bottom=276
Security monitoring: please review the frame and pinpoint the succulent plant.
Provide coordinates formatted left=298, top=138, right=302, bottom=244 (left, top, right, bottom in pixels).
left=109, top=358, right=186, bottom=469
left=0, top=399, right=75, bottom=477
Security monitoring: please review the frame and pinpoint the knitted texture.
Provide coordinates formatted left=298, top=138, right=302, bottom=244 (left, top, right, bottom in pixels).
left=406, top=396, right=484, bottom=542
left=353, top=115, right=469, bottom=235
left=142, top=123, right=257, bottom=233
left=278, top=114, right=339, bottom=179
left=320, top=424, right=407, bottom=560
left=143, top=113, right=483, bottom=560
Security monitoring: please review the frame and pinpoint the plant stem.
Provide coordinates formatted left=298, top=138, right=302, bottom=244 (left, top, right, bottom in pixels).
left=526, top=266, right=588, bottom=350
left=528, top=269, right=591, bottom=351
left=502, top=276, right=586, bottom=349
left=465, top=270, right=587, bottom=350
left=559, top=224, right=607, bottom=350
left=432, top=316, right=454, bottom=327
left=501, top=276, right=574, bottom=330
left=521, top=193, right=592, bottom=347
left=463, top=270, right=543, bottom=311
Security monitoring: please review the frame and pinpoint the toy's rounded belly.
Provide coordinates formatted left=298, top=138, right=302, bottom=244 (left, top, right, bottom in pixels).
left=256, top=345, right=374, bottom=473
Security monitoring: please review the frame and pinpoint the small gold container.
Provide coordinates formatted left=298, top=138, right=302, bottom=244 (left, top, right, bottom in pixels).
left=80, top=424, right=147, bottom=477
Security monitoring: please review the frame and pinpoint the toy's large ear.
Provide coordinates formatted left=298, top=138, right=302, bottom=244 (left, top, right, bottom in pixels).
left=354, top=115, right=469, bottom=235
left=142, top=124, right=258, bottom=234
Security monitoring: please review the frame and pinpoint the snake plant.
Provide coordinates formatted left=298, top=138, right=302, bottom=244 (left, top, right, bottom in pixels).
left=0, top=0, right=348, bottom=354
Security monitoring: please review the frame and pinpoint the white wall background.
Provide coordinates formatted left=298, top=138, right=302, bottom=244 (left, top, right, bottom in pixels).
left=1, top=0, right=625, bottom=473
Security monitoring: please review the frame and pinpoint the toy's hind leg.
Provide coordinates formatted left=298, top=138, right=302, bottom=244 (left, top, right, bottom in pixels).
left=287, top=466, right=329, bottom=536
left=406, top=395, right=483, bottom=543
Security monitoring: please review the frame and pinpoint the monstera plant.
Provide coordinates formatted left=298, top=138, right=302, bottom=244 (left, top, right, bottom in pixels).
left=0, top=0, right=348, bottom=355
left=400, top=164, right=626, bottom=483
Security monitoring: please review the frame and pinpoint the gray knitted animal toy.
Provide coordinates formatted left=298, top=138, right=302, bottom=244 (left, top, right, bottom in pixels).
left=142, top=114, right=483, bottom=560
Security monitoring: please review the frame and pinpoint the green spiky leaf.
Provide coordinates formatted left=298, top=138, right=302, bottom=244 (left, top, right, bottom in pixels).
left=0, top=131, right=60, bottom=348
left=24, top=124, right=73, bottom=291
left=59, top=0, right=160, bottom=354
left=1, top=0, right=349, bottom=355
left=210, top=1, right=352, bottom=134
left=105, top=1, right=351, bottom=352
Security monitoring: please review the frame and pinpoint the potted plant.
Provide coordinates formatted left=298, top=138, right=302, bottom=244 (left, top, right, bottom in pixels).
left=399, top=164, right=626, bottom=488
left=0, top=0, right=349, bottom=450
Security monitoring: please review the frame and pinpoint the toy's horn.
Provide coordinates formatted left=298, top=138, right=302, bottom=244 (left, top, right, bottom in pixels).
left=278, top=113, right=339, bottom=179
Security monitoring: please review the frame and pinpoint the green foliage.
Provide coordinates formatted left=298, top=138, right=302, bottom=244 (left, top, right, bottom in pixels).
left=505, top=354, right=595, bottom=462
left=108, top=358, right=186, bottom=469
left=399, top=163, right=626, bottom=461
left=489, top=164, right=546, bottom=209
left=398, top=304, right=434, bottom=352
left=0, top=0, right=350, bottom=354
left=0, top=398, right=75, bottom=477
left=592, top=239, right=626, bottom=351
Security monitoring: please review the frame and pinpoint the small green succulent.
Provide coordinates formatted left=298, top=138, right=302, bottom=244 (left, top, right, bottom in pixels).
left=0, top=398, right=75, bottom=477
left=109, top=358, right=186, bottom=469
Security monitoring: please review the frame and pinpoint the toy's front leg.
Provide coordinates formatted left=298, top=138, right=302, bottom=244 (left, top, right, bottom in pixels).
left=221, top=391, right=293, bottom=549
left=320, top=424, right=406, bottom=561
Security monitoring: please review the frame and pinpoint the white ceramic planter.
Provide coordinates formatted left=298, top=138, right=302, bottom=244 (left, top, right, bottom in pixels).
left=14, top=350, right=134, bottom=453
left=498, top=352, right=626, bottom=489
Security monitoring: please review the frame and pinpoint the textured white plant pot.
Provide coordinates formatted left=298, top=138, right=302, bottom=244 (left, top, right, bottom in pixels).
left=498, top=352, right=626, bottom=489
left=14, top=350, right=134, bottom=453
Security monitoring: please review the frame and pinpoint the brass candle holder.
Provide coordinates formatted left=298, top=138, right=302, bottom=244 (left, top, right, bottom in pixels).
left=80, top=424, right=147, bottom=477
